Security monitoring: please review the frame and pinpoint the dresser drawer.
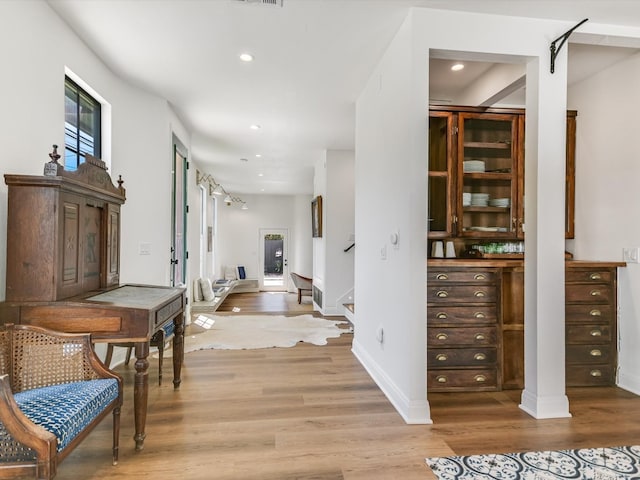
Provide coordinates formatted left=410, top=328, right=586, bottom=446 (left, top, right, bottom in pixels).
left=566, top=344, right=614, bottom=365
left=427, top=269, right=497, bottom=284
left=566, top=324, right=612, bottom=344
left=427, top=285, right=497, bottom=303
left=566, top=304, right=614, bottom=324
left=566, top=365, right=614, bottom=386
left=428, top=306, right=497, bottom=324
left=566, top=269, right=613, bottom=284
left=428, top=368, right=498, bottom=390
left=565, top=284, right=612, bottom=304
left=428, top=347, right=497, bottom=367
left=428, top=326, right=497, bottom=346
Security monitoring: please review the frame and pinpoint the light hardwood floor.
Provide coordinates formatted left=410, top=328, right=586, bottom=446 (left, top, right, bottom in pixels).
left=54, top=292, right=640, bottom=479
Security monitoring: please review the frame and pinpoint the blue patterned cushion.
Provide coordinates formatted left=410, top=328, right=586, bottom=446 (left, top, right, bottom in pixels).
left=14, top=379, right=119, bottom=452
left=161, top=321, right=175, bottom=338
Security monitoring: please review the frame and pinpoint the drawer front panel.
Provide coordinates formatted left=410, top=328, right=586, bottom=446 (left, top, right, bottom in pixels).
left=566, top=345, right=614, bottom=364
left=428, top=347, right=497, bottom=367
left=427, top=269, right=497, bottom=284
left=428, top=368, right=498, bottom=390
left=566, top=304, right=614, bottom=324
left=566, top=324, right=612, bottom=344
left=428, top=326, right=497, bottom=346
left=566, top=365, right=614, bottom=386
left=565, top=284, right=612, bottom=304
left=428, top=306, right=497, bottom=324
left=427, top=285, right=497, bottom=303
left=566, top=269, right=612, bottom=284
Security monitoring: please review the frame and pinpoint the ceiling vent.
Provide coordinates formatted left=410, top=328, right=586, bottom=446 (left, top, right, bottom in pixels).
left=235, top=0, right=283, bottom=6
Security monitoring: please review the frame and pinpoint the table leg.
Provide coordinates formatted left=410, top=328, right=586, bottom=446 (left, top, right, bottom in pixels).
left=172, top=313, right=184, bottom=389
left=133, top=341, right=149, bottom=451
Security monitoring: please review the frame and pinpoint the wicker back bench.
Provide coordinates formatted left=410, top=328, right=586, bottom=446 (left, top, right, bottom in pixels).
left=0, top=324, right=123, bottom=479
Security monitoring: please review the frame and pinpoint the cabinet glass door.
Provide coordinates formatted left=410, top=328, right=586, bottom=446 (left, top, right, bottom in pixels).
left=428, top=112, right=454, bottom=237
left=458, top=113, right=519, bottom=238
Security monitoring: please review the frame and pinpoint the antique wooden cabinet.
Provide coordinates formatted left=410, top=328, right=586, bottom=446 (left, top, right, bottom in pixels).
left=565, top=263, right=620, bottom=386
left=426, top=266, right=501, bottom=391
left=4, top=154, right=126, bottom=302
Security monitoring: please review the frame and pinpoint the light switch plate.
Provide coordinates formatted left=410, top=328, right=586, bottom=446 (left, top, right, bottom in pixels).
left=623, top=247, right=640, bottom=263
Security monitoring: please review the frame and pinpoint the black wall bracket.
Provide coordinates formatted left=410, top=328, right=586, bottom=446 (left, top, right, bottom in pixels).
left=550, top=18, right=589, bottom=74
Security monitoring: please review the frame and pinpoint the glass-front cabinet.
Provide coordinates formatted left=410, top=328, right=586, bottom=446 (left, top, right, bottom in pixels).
left=428, top=107, right=525, bottom=252
left=458, top=112, right=523, bottom=239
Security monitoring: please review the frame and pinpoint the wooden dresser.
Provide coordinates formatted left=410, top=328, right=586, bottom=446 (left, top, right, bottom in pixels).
left=426, top=259, right=624, bottom=392
left=427, top=266, right=500, bottom=391
left=565, top=262, right=621, bottom=386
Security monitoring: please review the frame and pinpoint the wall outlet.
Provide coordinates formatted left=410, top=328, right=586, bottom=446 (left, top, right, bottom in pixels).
left=623, top=247, right=640, bottom=263
left=139, top=242, right=152, bottom=255
left=380, top=244, right=387, bottom=260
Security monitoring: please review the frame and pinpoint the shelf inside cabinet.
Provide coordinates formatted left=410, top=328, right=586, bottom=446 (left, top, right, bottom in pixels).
left=464, top=141, right=511, bottom=149
left=463, top=206, right=511, bottom=213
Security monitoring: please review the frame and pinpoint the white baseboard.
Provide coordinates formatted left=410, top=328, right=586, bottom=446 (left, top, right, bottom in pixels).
left=519, top=388, right=572, bottom=419
left=617, top=368, right=640, bottom=395
left=351, top=339, right=431, bottom=424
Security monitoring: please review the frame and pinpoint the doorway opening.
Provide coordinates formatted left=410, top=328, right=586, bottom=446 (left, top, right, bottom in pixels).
left=259, top=228, right=288, bottom=291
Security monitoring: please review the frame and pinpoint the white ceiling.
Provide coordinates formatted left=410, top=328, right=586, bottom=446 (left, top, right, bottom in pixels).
left=47, top=0, right=640, bottom=196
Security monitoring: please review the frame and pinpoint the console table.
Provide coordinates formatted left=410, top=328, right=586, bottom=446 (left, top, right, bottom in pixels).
left=0, top=284, right=185, bottom=451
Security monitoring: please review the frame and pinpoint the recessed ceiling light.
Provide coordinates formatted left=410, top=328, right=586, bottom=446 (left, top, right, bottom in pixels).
left=250, top=124, right=261, bottom=130
left=451, top=63, right=465, bottom=71
left=255, top=154, right=262, bottom=158
left=258, top=173, right=264, bottom=177
left=239, top=53, right=254, bottom=62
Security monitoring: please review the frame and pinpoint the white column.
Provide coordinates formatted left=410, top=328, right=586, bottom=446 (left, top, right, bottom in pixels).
left=520, top=56, right=571, bottom=419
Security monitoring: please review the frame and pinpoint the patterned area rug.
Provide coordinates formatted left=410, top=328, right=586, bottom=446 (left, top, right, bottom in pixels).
left=161, top=314, right=349, bottom=356
left=426, top=445, right=640, bottom=479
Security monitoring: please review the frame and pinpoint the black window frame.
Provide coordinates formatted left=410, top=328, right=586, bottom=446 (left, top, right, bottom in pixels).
left=64, top=76, right=101, bottom=170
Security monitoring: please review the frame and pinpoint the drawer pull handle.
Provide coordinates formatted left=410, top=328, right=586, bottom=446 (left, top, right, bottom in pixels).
left=590, top=369, right=602, bottom=377
left=590, top=349, right=602, bottom=357
left=590, top=329, right=603, bottom=337
left=589, top=273, right=602, bottom=280
left=436, top=312, right=448, bottom=319
left=436, top=333, right=448, bottom=341
left=474, top=312, right=486, bottom=319
left=590, top=309, right=602, bottom=316
left=590, top=290, right=602, bottom=296
left=474, top=274, right=487, bottom=280
left=474, top=333, right=486, bottom=341
left=436, top=354, right=448, bottom=362
left=474, top=353, right=486, bottom=361
left=436, top=273, right=449, bottom=280
left=474, top=375, right=487, bottom=383
left=474, top=291, right=486, bottom=298
left=437, top=290, right=449, bottom=298
left=436, top=375, right=447, bottom=383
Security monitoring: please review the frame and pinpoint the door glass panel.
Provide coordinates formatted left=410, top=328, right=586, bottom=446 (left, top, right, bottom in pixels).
left=461, top=116, right=515, bottom=236
left=171, top=145, right=187, bottom=286
left=428, top=176, right=448, bottom=233
left=428, top=114, right=451, bottom=236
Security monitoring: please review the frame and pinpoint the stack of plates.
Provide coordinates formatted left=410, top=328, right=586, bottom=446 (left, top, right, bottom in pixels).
left=489, top=197, right=510, bottom=208
left=470, top=193, right=490, bottom=206
left=463, top=160, right=485, bottom=172
left=462, top=192, right=472, bottom=207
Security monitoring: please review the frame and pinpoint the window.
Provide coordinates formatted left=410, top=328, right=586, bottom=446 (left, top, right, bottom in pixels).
left=64, top=76, right=101, bottom=170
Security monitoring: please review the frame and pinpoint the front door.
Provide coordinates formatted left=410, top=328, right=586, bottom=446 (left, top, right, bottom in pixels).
left=259, top=228, right=288, bottom=291
left=171, top=142, right=187, bottom=287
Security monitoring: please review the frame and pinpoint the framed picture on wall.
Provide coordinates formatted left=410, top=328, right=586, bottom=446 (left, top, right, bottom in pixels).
left=311, top=195, right=323, bottom=238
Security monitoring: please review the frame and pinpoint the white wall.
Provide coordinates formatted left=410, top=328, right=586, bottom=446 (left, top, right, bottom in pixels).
left=568, top=52, right=640, bottom=394
left=311, top=150, right=355, bottom=315
left=214, top=193, right=312, bottom=290
left=0, top=1, right=190, bottom=361
left=353, top=8, right=592, bottom=423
